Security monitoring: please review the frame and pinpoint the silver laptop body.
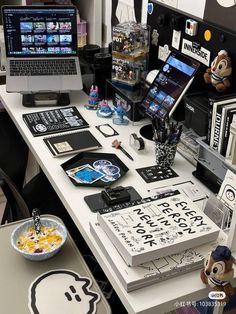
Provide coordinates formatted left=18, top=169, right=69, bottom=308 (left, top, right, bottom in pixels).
left=2, top=5, right=82, bottom=93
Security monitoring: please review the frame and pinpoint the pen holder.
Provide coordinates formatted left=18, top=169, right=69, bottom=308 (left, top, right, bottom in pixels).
left=155, top=142, right=178, bottom=167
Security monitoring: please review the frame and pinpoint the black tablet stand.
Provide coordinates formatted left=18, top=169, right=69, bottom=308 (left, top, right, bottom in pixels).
left=22, top=92, right=70, bottom=107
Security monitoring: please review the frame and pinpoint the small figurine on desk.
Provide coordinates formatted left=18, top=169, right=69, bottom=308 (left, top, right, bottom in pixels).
left=97, top=100, right=113, bottom=118
left=84, top=85, right=99, bottom=110
left=200, top=245, right=235, bottom=304
left=113, top=103, right=129, bottom=125
left=204, top=50, right=232, bottom=92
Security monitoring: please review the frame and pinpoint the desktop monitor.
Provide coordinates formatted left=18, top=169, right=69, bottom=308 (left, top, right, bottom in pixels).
left=139, top=51, right=200, bottom=140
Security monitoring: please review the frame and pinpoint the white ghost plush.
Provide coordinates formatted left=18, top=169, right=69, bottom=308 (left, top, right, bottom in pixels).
left=29, top=270, right=100, bottom=314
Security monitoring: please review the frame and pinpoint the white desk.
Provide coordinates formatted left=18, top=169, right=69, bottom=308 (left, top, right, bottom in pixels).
left=1, top=86, right=235, bottom=314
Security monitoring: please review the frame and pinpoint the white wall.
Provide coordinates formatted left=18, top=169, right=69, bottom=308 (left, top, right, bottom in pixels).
left=153, top=0, right=178, bottom=9
left=102, top=0, right=149, bottom=47
left=178, top=0, right=206, bottom=18
left=102, top=0, right=209, bottom=46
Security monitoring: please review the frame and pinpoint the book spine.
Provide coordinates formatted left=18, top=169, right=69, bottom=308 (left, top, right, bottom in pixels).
left=97, top=213, right=132, bottom=266
left=206, top=98, right=214, bottom=145
left=221, top=113, right=236, bottom=156
left=211, top=105, right=223, bottom=150
left=213, top=105, right=224, bottom=151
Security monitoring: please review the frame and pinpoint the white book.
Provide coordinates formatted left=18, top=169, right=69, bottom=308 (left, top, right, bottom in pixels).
left=210, top=98, right=236, bottom=148
left=97, top=191, right=220, bottom=266
left=90, top=221, right=227, bottom=292
left=218, top=103, right=236, bottom=154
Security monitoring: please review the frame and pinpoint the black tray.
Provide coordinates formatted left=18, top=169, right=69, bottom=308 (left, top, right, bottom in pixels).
left=61, top=152, right=129, bottom=187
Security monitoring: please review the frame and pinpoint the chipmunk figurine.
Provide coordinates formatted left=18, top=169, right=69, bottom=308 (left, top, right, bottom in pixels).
left=204, top=50, right=232, bottom=92
left=200, top=245, right=235, bottom=303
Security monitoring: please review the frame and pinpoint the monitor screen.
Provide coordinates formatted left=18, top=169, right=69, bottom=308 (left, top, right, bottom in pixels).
left=2, top=6, right=78, bottom=57
left=139, top=51, right=200, bottom=121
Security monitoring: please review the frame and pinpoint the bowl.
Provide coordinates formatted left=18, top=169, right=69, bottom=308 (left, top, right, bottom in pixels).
left=11, top=217, right=67, bottom=261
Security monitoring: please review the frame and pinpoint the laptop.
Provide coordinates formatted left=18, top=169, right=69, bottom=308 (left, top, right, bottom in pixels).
left=2, top=5, right=82, bottom=93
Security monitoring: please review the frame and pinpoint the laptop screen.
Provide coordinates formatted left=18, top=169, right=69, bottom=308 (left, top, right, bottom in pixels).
left=2, top=6, right=78, bottom=57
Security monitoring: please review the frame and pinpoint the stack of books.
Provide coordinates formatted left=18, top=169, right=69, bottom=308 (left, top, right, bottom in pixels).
left=207, top=94, right=236, bottom=156
left=90, top=191, right=223, bottom=292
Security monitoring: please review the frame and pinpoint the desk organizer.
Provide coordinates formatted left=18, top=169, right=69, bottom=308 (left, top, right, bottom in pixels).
left=111, top=22, right=149, bottom=90
left=61, top=152, right=129, bottom=187
left=193, top=137, right=234, bottom=193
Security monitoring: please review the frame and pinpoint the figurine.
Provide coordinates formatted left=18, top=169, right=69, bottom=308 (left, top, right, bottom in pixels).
left=113, top=103, right=129, bottom=125
left=84, top=85, right=99, bottom=110
left=200, top=245, right=235, bottom=303
left=96, top=100, right=113, bottom=118
left=151, top=29, right=159, bottom=46
left=204, top=50, right=232, bottom=92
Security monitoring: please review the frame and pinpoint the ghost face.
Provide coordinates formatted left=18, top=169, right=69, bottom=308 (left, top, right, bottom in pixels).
left=29, top=270, right=100, bottom=314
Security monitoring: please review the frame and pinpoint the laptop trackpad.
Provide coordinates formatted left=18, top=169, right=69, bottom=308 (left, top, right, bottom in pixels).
left=28, top=76, right=62, bottom=92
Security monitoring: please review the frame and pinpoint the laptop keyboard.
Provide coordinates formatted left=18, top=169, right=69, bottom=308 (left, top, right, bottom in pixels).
left=10, top=59, right=77, bottom=76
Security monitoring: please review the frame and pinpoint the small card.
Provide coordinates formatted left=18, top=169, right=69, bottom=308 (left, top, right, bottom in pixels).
left=67, top=165, right=105, bottom=184
left=204, top=195, right=230, bottom=229
left=54, top=141, right=73, bottom=153
left=217, top=169, right=236, bottom=211
left=95, top=124, right=118, bottom=138
left=136, top=165, right=178, bottom=183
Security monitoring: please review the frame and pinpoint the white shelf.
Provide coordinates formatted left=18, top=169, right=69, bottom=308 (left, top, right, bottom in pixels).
left=78, top=0, right=102, bottom=46
left=0, top=70, right=6, bottom=76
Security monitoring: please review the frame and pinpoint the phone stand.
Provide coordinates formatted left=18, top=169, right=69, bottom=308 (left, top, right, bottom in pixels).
left=22, top=93, right=70, bottom=107
left=84, top=186, right=141, bottom=213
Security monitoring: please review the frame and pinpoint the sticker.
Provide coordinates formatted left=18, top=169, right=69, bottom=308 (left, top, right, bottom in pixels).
left=35, top=124, right=47, bottom=132
left=93, top=160, right=112, bottom=170
left=68, top=165, right=105, bottom=184
left=54, top=141, right=72, bottom=153
left=171, top=30, right=181, bottom=50
left=29, top=269, right=100, bottom=314
left=101, top=172, right=121, bottom=182
left=100, top=165, right=120, bottom=176
left=147, top=3, right=154, bottom=14
left=204, top=29, right=212, bottom=41
left=181, top=38, right=211, bottom=66
left=66, top=164, right=90, bottom=178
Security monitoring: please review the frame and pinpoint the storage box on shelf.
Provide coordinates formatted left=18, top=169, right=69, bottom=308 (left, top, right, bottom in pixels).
left=77, top=19, right=87, bottom=48
left=111, top=22, right=150, bottom=91
left=193, top=137, right=235, bottom=193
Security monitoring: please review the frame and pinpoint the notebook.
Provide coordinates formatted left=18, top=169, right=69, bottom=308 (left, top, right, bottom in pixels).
left=2, top=5, right=82, bottom=93
left=23, top=106, right=89, bottom=137
left=43, top=130, right=102, bottom=157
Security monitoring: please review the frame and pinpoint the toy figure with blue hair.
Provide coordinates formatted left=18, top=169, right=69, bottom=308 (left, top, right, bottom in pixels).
left=113, top=101, right=130, bottom=125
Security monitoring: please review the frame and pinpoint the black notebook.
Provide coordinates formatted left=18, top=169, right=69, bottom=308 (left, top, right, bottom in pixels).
left=23, top=106, right=89, bottom=137
left=43, top=130, right=102, bottom=157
